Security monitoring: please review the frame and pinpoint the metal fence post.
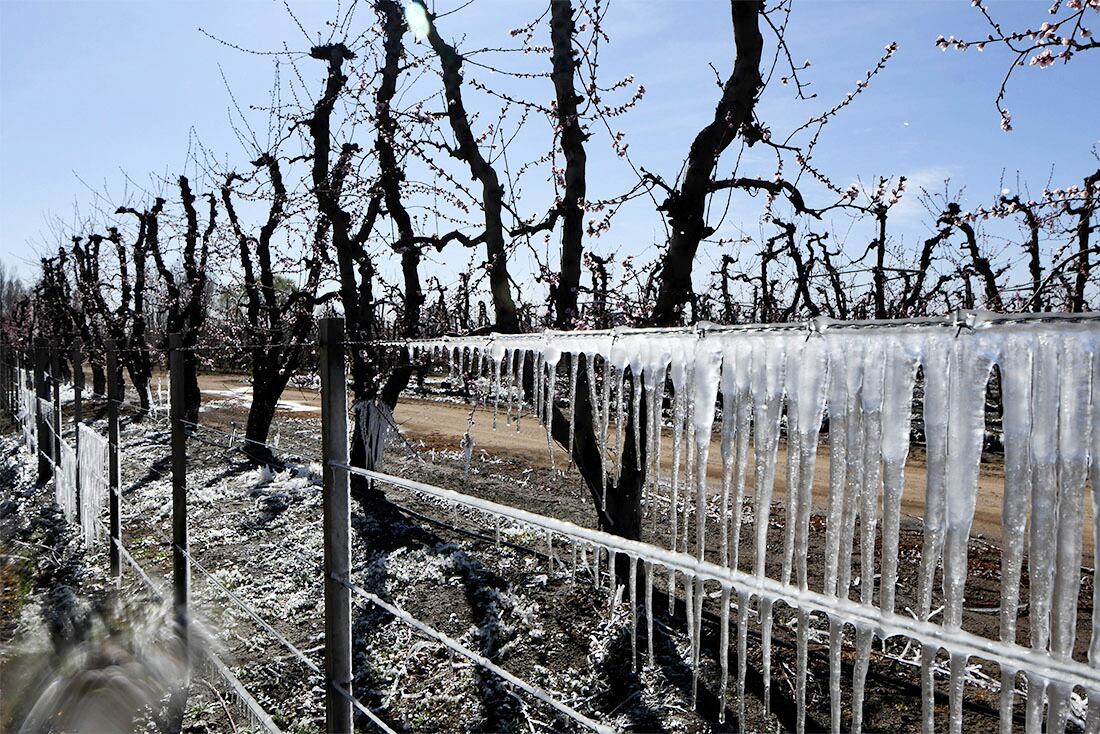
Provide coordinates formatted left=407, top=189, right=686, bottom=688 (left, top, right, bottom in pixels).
left=0, top=341, right=7, bottom=415
left=319, top=317, right=353, bottom=733
left=106, top=338, right=121, bottom=578
left=73, top=339, right=84, bottom=512
left=50, top=339, right=62, bottom=467
left=34, top=337, right=51, bottom=484
left=169, top=333, right=190, bottom=656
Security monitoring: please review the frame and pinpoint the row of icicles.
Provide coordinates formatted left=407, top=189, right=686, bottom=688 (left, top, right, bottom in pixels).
left=408, top=325, right=1100, bottom=734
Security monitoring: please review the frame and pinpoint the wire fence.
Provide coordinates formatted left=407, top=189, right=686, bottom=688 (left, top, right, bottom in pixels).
left=3, top=310, right=1100, bottom=734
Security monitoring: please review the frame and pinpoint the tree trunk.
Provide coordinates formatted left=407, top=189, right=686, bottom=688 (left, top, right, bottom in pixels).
left=127, top=364, right=151, bottom=416
left=91, top=363, right=106, bottom=397
left=549, top=0, right=587, bottom=329
left=183, top=350, right=201, bottom=426
left=243, top=368, right=290, bottom=466
left=650, top=1, right=763, bottom=326
left=545, top=354, right=646, bottom=543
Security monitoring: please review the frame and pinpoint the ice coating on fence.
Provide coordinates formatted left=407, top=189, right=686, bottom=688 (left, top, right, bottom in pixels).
left=78, top=423, right=109, bottom=547
left=399, top=315, right=1099, bottom=732
left=56, top=437, right=77, bottom=522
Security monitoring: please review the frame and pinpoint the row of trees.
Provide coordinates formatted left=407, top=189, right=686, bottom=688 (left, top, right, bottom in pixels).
left=4, top=0, right=1098, bottom=539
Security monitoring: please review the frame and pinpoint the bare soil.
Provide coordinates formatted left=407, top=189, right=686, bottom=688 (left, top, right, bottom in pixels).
left=192, top=370, right=1096, bottom=556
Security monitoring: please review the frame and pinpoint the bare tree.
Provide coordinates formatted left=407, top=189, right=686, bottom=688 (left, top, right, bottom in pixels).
left=647, top=1, right=764, bottom=326
left=147, top=176, right=217, bottom=424
left=221, top=154, right=329, bottom=465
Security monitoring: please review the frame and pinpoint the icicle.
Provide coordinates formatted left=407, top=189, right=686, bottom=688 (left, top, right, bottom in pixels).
left=56, top=438, right=77, bottom=523
left=78, top=424, right=109, bottom=548
left=544, top=347, right=561, bottom=470
left=760, top=596, right=774, bottom=717
left=633, top=366, right=643, bottom=475
left=859, top=341, right=886, bottom=609
left=629, top=555, right=638, bottom=671
left=568, top=353, right=579, bottom=469
left=514, top=349, right=526, bottom=429
left=823, top=340, right=850, bottom=599
left=736, top=590, right=751, bottom=727
left=941, top=335, right=994, bottom=734
left=600, top=359, right=612, bottom=504
left=571, top=542, right=577, bottom=583
left=492, top=348, right=502, bottom=429
left=781, top=381, right=801, bottom=586
left=607, top=549, right=617, bottom=618
left=751, top=337, right=787, bottom=578
left=1047, top=336, right=1091, bottom=734
left=614, top=368, right=627, bottom=483
left=829, top=616, right=844, bottom=734
left=851, top=624, right=874, bottom=734
left=719, top=350, right=738, bottom=567
left=719, top=584, right=731, bottom=724
left=999, top=336, right=1035, bottom=733
left=948, top=652, right=968, bottom=734
left=691, top=576, right=705, bottom=705
left=682, top=361, right=696, bottom=557
left=504, top=348, right=515, bottom=425
left=791, top=338, right=829, bottom=734
left=644, top=353, right=669, bottom=517
left=836, top=343, right=865, bottom=601
left=729, top=344, right=753, bottom=572
left=669, top=355, right=687, bottom=606
left=942, top=336, right=994, bottom=628
left=914, top=337, right=951, bottom=734
left=880, top=339, right=920, bottom=615
left=645, top=560, right=655, bottom=668
left=593, top=543, right=601, bottom=589
left=685, top=568, right=695, bottom=643
left=692, top=344, right=721, bottom=566
left=795, top=607, right=809, bottom=734
left=535, top=350, right=544, bottom=424
left=1028, top=337, right=1060, bottom=734
left=649, top=365, right=666, bottom=540
left=1088, top=336, right=1100, bottom=733
left=746, top=338, right=785, bottom=720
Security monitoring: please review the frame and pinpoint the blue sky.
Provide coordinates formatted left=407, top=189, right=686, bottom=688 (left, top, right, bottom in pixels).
left=2, top=0, right=1098, bottom=297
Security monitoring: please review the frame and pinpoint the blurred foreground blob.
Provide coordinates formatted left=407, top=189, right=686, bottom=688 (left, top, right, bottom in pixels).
left=6, top=593, right=210, bottom=733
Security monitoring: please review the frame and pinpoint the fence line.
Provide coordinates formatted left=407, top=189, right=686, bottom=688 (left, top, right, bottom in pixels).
left=394, top=314, right=1100, bottom=734
left=4, top=310, right=1099, bottom=733
left=1, top=346, right=291, bottom=734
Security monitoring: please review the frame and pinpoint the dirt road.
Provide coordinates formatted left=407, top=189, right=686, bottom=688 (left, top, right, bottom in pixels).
left=194, top=372, right=1095, bottom=554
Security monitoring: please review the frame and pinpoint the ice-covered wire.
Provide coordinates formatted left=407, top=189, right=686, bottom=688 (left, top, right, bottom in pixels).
left=377, top=308, right=1100, bottom=349
left=95, top=519, right=165, bottom=598
left=332, top=682, right=397, bottom=734
left=334, top=464, right=1100, bottom=694
left=338, top=576, right=613, bottom=734
left=203, top=647, right=285, bottom=734
left=96, top=522, right=284, bottom=734
left=176, top=543, right=322, bottom=676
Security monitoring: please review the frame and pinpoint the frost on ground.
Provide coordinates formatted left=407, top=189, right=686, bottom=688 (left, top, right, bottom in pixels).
left=3, top=386, right=1094, bottom=732
left=4, top=407, right=770, bottom=733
